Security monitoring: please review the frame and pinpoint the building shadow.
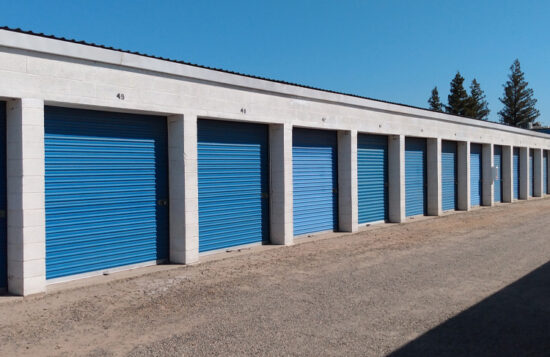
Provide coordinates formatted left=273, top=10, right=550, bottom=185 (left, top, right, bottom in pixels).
left=388, top=261, right=550, bottom=357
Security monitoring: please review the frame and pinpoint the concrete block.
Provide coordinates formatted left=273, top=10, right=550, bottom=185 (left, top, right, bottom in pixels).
left=22, top=176, right=46, bottom=193
left=8, top=241, right=45, bottom=261
left=6, top=98, right=47, bottom=296
left=388, top=135, right=405, bottom=222
left=338, top=130, right=358, bottom=232
left=7, top=209, right=44, bottom=228
left=21, top=192, right=45, bottom=210
left=7, top=257, right=45, bottom=279
left=519, top=147, right=528, bottom=199
left=20, top=124, right=45, bottom=144
left=269, top=123, right=293, bottom=244
left=533, top=148, right=543, bottom=197
left=482, top=143, right=494, bottom=206
left=457, top=141, right=470, bottom=210
left=502, top=146, right=513, bottom=203
left=427, top=138, right=441, bottom=216
left=8, top=275, right=46, bottom=296
left=0, top=51, right=27, bottom=72
left=168, top=113, right=199, bottom=264
left=22, top=158, right=46, bottom=176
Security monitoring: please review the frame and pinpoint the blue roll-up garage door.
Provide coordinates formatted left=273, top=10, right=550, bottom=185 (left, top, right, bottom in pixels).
left=0, top=102, right=6, bottom=289
left=513, top=148, right=520, bottom=199
left=441, top=141, right=457, bottom=211
left=293, top=128, right=338, bottom=235
left=470, top=143, right=482, bottom=207
left=529, top=149, right=534, bottom=197
left=357, top=134, right=388, bottom=224
left=494, top=145, right=503, bottom=203
left=405, top=137, right=426, bottom=217
left=545, top=151, right=548, bottom=195
left=197, top=120, right=269, bottom=252
left=45, top=107, right=168, bottom=280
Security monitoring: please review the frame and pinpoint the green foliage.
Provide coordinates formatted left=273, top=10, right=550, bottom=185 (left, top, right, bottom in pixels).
left=465, top=79, right=490, bottom=120
left=445, top=72, right=469, bottom=116
left=498, top=59, right=540, bottom=128
left=428, top=87, right=443, bottom=112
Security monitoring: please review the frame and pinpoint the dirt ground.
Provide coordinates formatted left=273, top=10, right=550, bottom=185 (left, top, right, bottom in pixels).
left=1, top=199, right=549, bottom=357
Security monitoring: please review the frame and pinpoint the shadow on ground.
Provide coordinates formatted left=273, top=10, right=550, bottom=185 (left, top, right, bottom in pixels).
left=388, top=261, right=550, bottom=357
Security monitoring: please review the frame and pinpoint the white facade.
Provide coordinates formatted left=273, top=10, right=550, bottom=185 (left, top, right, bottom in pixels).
left=0, top=29, right=548, bottom=295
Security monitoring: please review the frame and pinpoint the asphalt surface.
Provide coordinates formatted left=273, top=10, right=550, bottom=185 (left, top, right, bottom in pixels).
left=0, top=198, right=549, bottom=356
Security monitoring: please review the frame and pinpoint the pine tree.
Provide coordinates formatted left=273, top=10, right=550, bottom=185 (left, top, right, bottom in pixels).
left=465, top=79, right=490, bottom=120
left=446, top=72, right=469, bottom=116
left=498, top=59, right=540, bottom=128
left=428, top=87, right=443, bottom=112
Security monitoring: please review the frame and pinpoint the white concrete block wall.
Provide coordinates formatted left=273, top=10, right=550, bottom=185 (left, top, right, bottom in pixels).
left=502, top=146, right=513, bottom=203
left=482, top=144, right=494, bottom=206
left=168, top=114, right=199, bottom=264
left=457, top=141, right=470, bottom=211
left=338, top=130, right=358, bottom=232
left=388, top=135, right=405, bottom=223
left=533, top=149, right=543, bottom=197
left=427, top=138, right=441, bottom=216
left=6, top=98, right=46, bottom=296
left=519, top=147, right=529, bottom=200
left=269, top=123, right=293, bottom=244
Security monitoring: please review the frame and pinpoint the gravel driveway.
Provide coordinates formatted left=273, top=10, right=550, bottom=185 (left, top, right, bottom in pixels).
left=1, top=199, right=549, bottom=357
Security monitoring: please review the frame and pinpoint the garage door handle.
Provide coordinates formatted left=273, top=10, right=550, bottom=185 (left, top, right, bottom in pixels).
left=157, top=199, right=168, bottom=206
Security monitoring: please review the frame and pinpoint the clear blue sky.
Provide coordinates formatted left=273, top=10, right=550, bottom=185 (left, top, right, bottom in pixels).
left=1, top=1, right=548, bottom=125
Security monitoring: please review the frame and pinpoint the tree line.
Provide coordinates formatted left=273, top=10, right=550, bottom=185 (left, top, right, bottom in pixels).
left=428, top=59, right=540, bottom=128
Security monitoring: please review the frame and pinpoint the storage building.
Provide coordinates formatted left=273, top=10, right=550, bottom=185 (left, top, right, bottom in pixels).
left=0, top=28, right=548, bottom=295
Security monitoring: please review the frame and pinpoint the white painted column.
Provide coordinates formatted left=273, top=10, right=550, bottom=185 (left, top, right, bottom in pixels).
left=388, top=135, right=405, bottom=223
left=533, top=148, right=543, bottom=197
left=482, top=143, right=494, bottom=206
left=457, top=141, right=470, bottom=211
left=546, top=150, right=550, bottom=196
left=427, top=138, right=441, bottom=216
left=6, top=98, right=46, bottom=296
left=269, top=123, right=293, bottom=244
left=519, top=147, right=528, bottom=200
left=502, top=145, right=513, bottom=203
left=533, top=149, right=543, bottom=197
left=168, top=114, right=199, bottom=264
left=337, top=130, right=358, bottom=232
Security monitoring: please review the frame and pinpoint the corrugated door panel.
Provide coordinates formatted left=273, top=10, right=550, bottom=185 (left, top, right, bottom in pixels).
left=0, top=102, right=6, bottom=288
left=197, top=120, right=269, bottom=252
left=293, top=128, right=338, bottom=235
left=45, top=107, right=168, bottom=280
left=513, top=148, right=520, bottom=199
left=405, top=137, right=426, bottom=217
left=470, top=144, right=482, bottom=207
left=529, top=149, right=534, bottom=197
left=493, top=145, right=503, bottom=203
left=441, top=141, right=457, bottom=211
left=545, top=151, right=548, bottom=194
left=357, top=134, right=388, bottom=224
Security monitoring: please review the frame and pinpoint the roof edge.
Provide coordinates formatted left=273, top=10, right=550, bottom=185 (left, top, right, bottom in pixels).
left=0, top=26, right=548, bottom=139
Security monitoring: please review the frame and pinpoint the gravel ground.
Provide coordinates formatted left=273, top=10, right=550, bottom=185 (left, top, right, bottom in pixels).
left=1, top=199, right=549, bottom=357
